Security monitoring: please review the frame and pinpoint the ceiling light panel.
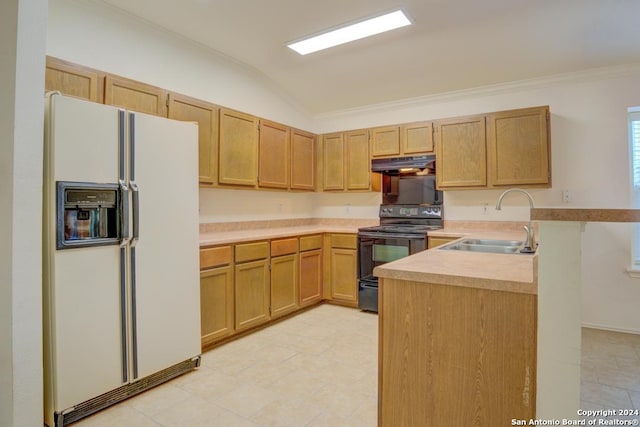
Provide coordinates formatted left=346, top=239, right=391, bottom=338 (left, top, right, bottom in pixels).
left=287, top=10, right=412, bottom=55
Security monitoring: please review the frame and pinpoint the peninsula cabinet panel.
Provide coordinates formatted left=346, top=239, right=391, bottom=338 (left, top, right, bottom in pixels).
left=379, top=279, right=536, bottom=426
left=371, top=126, right=400, bottom=158
left=402, top=121, right=434, bottom=154
left=104, top=75, right=167, bottom=117
left=219, top=108, right=259, bottom=187
left=259, top=120, right=290, bottom=189
left=290, top=128, right=316, bottom=191
left=235, top=259, right=270, bottom=331
left=322, top=133, right=345, bottom=190
left=168, top=93, right=219, bottom=186
left=45, top=56, right=102, bottom=103
left=270, top=254, right=299, bottom=319
left=200, top=266, right=234, bottom=347
left=299, top=249, right=323, bottom=307
left=436, top=115, right=487, bottom=188
left=345, top=129, right=370, bottom=190
left=488, top=106, right=550, bottom=187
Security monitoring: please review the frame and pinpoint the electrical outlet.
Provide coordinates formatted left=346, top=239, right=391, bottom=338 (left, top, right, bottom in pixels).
left=482, top=203, right=488, bottom=215
left=346, top=203, right=351, bottom=214
left=562, top=190, right=571, bottom=203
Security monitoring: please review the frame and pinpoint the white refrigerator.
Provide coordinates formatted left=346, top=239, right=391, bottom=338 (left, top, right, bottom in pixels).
left=42, top=93, right=201, bottom=427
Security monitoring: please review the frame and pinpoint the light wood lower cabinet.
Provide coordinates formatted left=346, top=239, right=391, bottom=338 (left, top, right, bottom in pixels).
left=270, top=254, right=299, bottom=319
left=299, top=234, right=323, bottom=307
left=326, top=234, right=358, bottom=306
left=200, top=266, right=234, bottom=347
left=379, top=278, right=536, bottom=426
left=427, top=236, right=459, bottom=249
left=235, top=258, right=270, bottom=331
left=199, top=245, right=234, bottom=348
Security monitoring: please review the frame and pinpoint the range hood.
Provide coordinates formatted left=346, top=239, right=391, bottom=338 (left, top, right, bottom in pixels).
left=371, top=155, right=436, bottom=175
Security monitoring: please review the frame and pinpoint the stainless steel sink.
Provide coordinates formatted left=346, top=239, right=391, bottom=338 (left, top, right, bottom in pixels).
left=440, top=239, right=534, bottom=254
left=459, top=239, right=522, bottom=247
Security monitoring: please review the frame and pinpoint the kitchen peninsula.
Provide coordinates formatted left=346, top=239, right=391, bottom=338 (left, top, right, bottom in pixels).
left=374, top=228, right=537, bottom=426
left=375, top=208, right=640, bottom=426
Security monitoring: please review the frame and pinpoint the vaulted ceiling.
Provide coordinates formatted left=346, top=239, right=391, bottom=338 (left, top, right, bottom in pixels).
left=99, top=0, right=640, bottom=114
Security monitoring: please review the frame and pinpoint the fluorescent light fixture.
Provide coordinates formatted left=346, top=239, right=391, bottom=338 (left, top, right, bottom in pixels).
left=287, top=10, right=411, bottom=55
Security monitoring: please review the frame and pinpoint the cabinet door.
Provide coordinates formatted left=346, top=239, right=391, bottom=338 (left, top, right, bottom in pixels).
left=200, top=266, right=234, bottom=347
left=488, top=106, right=550, bottom=186
left=330, top=248, right=358, bottom=303
left=168, top=93, right=219, bottom=186
left=258, top=120, right=290, bottom=189
left=371, top=126, right=400, bottom=158
left=270, top=254, right=299, bottom=319
left=322, top=133, right=345, bottom=190
left=235, top=259, right=270, bottom=331
left=290, top=128, right=316, bottom=191
left=219, top=108, right=259, bottom=187
left=104, top=75, right=167, bottom=117
left=345, top=129, right=370, bottom=190
left=402, top=121, right=433, bottom=154
left=299, top=249, right=322, bottom=307
left=436, top=115, right=487, bottom=188
left=45, top=56, right=102, bottom=102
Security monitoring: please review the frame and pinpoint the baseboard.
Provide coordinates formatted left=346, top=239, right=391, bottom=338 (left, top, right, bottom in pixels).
left=582, top=322, right=640, bottom=335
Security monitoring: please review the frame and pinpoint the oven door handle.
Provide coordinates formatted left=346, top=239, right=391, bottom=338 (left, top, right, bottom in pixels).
left=358, top=231, right=426, bottom=240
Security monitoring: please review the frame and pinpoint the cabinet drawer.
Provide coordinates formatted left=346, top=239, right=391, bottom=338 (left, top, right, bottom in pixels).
left=331, top=234, right=357, bottom=250
left=427, top=236, right=459, bottom=249
left=235, top=241, right=269, bottom=263
left=299, top=235, right=322, bottom=252
left=271, top=238, right=298, bottom=257
left=200, top=246, right=232, bottom=270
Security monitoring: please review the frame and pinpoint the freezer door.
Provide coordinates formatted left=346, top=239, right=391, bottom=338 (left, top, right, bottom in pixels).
left=44, top=94, right=127, bottom=411
left=127, top=111, right=201, bottom=380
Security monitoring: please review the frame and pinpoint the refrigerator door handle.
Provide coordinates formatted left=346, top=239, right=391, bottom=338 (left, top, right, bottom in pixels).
left=119, top=246, right=128, bottom=383
left=119, top=180, right=130, bottom=247
left=130, top=181, right=139, bottom=246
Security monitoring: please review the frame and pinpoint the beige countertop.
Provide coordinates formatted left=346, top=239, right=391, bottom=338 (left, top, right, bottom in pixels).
left=200, top=224, right=361, bottom=246
left=199, top=218, right=378, bottom=246
left=374, top=229, right=537, bottom=295
left=531, top=208, right=640, bottom=222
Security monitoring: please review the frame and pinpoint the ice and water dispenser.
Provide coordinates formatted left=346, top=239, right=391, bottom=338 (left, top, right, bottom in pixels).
left=57, top=182, right=121, bottom=249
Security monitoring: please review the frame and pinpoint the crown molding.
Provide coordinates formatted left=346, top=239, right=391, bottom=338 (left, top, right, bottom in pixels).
left=314, top=62, right=640, bottom=119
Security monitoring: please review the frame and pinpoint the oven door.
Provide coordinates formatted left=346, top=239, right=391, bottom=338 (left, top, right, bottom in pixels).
left=357, top=231, right=426, bottom=312
left=357, top=231, right=427, bottom=282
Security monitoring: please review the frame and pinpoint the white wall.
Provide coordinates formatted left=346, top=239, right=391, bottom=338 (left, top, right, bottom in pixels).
left=46, top=0, right=640, bottom=332
left=0, top=0, right=47, bottom=425
left=47, top=0, right=315, bottom=132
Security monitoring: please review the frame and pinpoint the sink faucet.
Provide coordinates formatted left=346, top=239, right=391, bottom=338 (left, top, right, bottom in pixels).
left=495, top=188, right=537, bottom=253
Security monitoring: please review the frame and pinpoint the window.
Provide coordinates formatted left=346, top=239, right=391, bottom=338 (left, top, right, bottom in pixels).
left=628, top=109, right=640, bottom=275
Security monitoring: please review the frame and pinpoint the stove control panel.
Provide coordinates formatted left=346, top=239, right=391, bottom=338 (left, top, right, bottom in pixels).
left=379, top=205, right=442, bottom=219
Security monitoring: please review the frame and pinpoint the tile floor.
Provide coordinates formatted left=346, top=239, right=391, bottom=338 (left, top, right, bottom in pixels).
left=71, top=306, right=640, bottom=426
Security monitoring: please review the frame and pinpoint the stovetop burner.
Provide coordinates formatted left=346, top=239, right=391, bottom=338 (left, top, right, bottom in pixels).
left=359, top=223, right=443, bottom=233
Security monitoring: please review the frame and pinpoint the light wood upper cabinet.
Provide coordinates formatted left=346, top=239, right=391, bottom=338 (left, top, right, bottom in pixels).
left=436, top=115, right=487, bottom=188
left=290, top=128, right=316, bottom=191
left=104, top=75, right=167, bottom=117
left=345, top=129, right=370, bottom=190
left=371, top=126, right=401, bottom=157
left=488, top=106, right=550, bottom=187
left=167, top=93, right=219, bottom=186
left=218, top=108, right=259, bottom=187
left=402, top=121, right=434, bottom=154
left=322, top=132, right=345, bottom=190
left=45, top=56, right=102, bottom=103
left=258, top=120, right=290, bottom=189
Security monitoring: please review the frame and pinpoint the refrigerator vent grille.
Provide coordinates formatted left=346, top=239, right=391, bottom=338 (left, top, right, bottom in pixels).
left=54, top=356, right=201, bottom=427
